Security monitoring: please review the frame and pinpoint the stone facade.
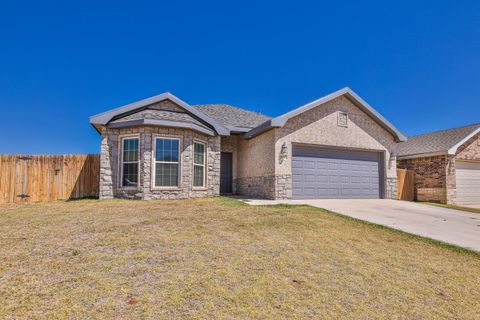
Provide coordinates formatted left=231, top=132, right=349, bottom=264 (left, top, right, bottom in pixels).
left=98, top=96, right=403, bottom=201
left=205, top=96, right=400, bottom=200
left=216, top=96, right=399, bottom=200
left=385, top=177, right=398, bottom=199
left=99, top=126, right=220, bottom=200
left=274, top=96, right=398, bottom=199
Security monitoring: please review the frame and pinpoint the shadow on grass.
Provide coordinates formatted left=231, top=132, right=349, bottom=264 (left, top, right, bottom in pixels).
left=66, top=196, right=99, bottom=202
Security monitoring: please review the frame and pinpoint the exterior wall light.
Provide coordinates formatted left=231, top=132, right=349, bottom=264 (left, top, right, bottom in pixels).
left=279, top=142, right=288, bottom=164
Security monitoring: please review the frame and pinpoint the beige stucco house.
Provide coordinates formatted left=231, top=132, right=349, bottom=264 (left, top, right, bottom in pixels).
left=90, top=88, right=407, bottom=200
left=397, top=124, right=480, bottom=205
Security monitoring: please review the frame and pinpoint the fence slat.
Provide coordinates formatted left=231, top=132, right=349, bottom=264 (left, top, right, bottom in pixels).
left=397, top=168, right=414, bottom=201
left=0, top=154, right=100, bottom=203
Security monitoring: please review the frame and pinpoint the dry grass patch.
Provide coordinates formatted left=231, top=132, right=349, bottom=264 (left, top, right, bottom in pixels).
left=420, top=202, right=480, bottom=214
left=0, top=197, right=479, bottom=319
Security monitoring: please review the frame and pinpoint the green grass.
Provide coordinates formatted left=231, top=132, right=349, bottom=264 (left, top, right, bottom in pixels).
left=0, top=197, right=479, bottom=319
left=420, top=202, right=480, bottom=214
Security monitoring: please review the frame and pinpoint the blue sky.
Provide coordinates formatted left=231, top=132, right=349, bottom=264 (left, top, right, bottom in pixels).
left=1, top=0, right=479, bottom=154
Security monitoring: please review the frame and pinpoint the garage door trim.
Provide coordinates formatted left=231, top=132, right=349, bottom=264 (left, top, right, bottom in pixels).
left=291, top=144, right=385, bottom=199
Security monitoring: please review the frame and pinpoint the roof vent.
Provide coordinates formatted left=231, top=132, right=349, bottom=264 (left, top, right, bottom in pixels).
left=338, top=111, right=348, bottom=127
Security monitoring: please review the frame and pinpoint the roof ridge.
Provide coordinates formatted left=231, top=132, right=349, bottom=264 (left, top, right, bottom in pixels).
left=193, top=103, right=271, bottom=118
left=407, top=122, right=480, bottom=139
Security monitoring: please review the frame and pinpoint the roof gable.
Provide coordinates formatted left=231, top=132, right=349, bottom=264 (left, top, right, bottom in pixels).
left=245, top=87, right=406, bottom=141
left=397, top=123, right=480, bottom=158
left=90, top=92, right=230, bottom=136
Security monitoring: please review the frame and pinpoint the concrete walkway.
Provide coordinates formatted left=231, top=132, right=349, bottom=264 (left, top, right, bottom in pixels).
left=243, top=198, right=480, bottom=252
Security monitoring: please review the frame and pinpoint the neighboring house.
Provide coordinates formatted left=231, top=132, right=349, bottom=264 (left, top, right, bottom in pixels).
left=397, top=124, right=480, bottom=205
left=90, top=87, right=406, bottom=200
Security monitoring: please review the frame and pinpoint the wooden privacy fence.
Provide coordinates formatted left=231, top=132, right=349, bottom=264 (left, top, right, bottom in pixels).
left=0, top=154, right=100, bottom=203
left=397, top=168, right=415, bottom=201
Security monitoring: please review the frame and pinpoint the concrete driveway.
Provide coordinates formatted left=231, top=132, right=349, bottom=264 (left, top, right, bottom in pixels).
left=245, top=199, right=480, bottom=252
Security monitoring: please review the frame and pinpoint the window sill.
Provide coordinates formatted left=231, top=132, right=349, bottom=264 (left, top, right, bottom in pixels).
left=151, top=187, right=182, bottom=191
left=192, top=187, right=208, bottom=191
left=118, top=187, right=139, bottom=191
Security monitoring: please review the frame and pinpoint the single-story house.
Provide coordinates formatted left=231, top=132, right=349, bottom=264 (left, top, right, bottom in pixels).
left=397, top=124, right=480, bottom=204
left=90, top=87, right=407, bottom=200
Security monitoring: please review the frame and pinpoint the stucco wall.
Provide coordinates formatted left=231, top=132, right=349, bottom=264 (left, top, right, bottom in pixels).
left=274, top=96, right=398, bottom=199
left=99, top=126, right=220, bottom=200
left=236, top=130, right=276, bottom=198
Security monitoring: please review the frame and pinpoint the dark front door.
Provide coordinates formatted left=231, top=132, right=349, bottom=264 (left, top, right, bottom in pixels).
left=220, top=152, right=233, bottom=194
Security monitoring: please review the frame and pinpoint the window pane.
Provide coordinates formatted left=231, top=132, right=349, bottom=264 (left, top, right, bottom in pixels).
left=194, top=165, right=204, bottom=187
left=155, top=163, right=179, bottom=187
left=194, top=143, right=205, bottom=165
left=156, top=138, right=179, bottom=163
left=123, top=138, right=138, bottom=162
left=122, top=163, right=138, bottom=187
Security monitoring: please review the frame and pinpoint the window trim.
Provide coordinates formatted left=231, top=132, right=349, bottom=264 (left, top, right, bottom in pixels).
left=192, top=139, right=207, bottom=189
left=118, top=134, right=140, bottom=190
left=152, top=135, right=182, bottom=190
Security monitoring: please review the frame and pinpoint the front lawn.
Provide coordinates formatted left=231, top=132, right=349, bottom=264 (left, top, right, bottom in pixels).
left=420, top=202, right=480, bottom=214
left=0, top=197, right=479, bottom=319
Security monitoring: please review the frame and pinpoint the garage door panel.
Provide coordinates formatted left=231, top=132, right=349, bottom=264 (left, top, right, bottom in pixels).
left=456, top=161, right=480, bottom=204
left=316, top=162, right=328, bottom=170
left=316, top=188, right=329, bottom=196
left=292, top=146, right=382, bottom=199
left=316, top=175, right=328, bottom=183
left=292, top=159, right=303, bottom=169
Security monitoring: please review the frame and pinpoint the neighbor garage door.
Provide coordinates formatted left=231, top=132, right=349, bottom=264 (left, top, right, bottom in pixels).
left=456, top=161, right=480, bottom=205
left=292, top=146, right=383, bottom=199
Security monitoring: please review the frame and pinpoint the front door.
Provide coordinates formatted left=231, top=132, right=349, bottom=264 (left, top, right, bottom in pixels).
left=220, top=152, right=233, bottom=194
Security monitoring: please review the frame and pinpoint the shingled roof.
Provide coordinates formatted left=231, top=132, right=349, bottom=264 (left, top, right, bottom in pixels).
left=110, top=108, right=213, bottom=130
left=194, top=104, right=271, bottom=132
left=397, top=123, right=480, bottom=158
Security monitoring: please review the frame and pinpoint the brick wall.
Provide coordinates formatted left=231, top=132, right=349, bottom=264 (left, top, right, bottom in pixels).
left=397, top=155, right=448, bottom=203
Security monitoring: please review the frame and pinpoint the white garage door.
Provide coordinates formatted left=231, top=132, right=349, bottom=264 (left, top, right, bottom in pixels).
left=456, top=161, right=480, bottom=205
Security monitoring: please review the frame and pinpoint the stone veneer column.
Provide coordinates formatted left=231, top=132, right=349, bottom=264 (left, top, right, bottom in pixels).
left=445, top=155, right=457, bottom=205
left=142, top=131, right=153, bottom=200
left=207, top=136, right=221, bottom=196
left=275, top=175, right=292, bottom=199
left=385, top=178, right=398, bottom=199
left=99, top=131, right=114, bottom=199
